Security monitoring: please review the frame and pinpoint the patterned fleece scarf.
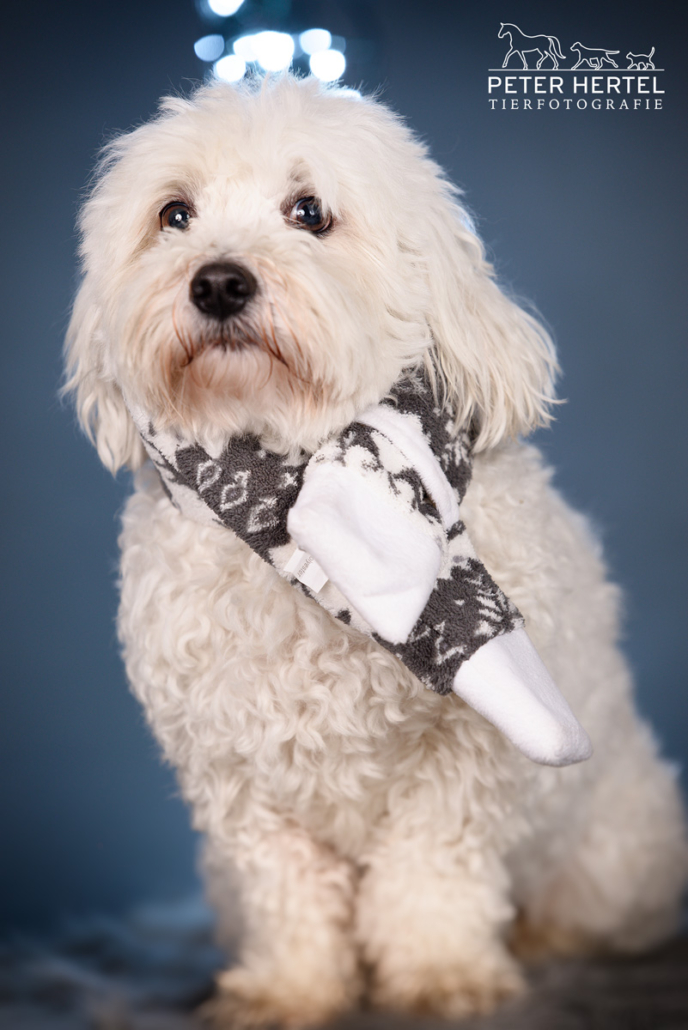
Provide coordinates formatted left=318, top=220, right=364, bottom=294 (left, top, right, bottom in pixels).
left=127, top=369, right=591, bottom=767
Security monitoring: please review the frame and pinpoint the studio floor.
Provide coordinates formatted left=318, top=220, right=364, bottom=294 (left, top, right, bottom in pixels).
left=2, top=897, right=687, bottom=1030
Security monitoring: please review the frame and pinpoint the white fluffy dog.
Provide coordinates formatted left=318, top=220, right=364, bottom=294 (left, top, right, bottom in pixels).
left=64, top=75, right=686, bottom=1027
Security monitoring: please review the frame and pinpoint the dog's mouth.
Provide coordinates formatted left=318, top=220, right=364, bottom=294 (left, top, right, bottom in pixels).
left=164, top=289, right=313, bottom=419
left=175, top=314, right=298, bottom=379
left=177, top=322, right=260, bottom=366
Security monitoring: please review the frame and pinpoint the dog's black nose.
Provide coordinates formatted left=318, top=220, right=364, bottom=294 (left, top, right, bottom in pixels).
left=190, top=262, right=257, bottom=320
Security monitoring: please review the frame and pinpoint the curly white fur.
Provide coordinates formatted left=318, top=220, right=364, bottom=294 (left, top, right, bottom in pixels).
left=64, top=75, right=686, bottom=1027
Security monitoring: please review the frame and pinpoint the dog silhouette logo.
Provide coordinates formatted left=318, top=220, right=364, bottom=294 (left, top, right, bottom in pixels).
left=498, top=23, right=565, bottom=69
left=570, top=42, right=620, bottom=69
left=626, top=46, right=656, bottom=69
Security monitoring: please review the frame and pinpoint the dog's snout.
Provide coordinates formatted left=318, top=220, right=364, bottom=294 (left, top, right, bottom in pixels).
left=190, top=262, right=257, bottom=320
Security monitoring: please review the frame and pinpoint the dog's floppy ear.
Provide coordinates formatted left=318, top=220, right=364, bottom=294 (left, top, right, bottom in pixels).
left=423, top=186, right=558, bottom=451
left=63, top=278, right=145, bottom=474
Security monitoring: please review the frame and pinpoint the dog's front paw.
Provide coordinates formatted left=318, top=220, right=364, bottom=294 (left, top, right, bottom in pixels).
left=202, top=965, right=356, bottom=1029
left=370, top=951, right=526, bottom=1020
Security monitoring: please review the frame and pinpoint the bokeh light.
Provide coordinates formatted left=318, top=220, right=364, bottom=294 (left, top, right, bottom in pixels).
left=299, top=29, right=332, bottom=55
left=194, top=34, right=225, bottom=62
left=214, top=53, right=247, bottom=81
left=233, top=33, right=257, bottom=61
left=207, top=0, right=245, bottom=16
left=250, top=30, right=295, bottom=71
left=194, top=10, right=352, bottom=84
left=309, top=49, right=346, bottom=81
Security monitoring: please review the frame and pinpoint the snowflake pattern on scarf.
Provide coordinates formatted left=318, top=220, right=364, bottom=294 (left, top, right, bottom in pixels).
left=130, top=370, right=522, bottom=696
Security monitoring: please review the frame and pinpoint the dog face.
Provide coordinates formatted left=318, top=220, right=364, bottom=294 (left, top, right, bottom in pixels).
left=65, top=76, right=556, bottom=468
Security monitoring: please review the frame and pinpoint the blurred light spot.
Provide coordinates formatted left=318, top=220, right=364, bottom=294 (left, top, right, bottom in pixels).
left=251, top=31, right=294, bottom=71
left=233, top=34, right=257, bottom=61
left=309, top=49, right=346, bottom=81
left=208, top=0, right=245, bottom=15
left=214, top=54, right=247, bottom=81
left=299, top=28, right=332, bottom=55
left=194, top=34, right=225, bottom=62
left=330, top=35, right=347, bottom=53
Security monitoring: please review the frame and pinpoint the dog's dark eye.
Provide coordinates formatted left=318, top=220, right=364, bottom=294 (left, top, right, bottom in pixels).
left=159, top=201, right=192, bottom=231
left=289, top=197, right=331, bottom=234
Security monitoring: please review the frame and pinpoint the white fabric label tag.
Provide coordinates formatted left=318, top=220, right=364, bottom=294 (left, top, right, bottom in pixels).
left=284, top=547, right=329, bottom=594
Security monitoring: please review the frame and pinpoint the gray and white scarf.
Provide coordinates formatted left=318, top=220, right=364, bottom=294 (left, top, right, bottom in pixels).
left=128, top=370, right=591, bottom=767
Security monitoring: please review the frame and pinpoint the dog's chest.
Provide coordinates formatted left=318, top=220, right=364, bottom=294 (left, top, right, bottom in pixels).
left=117, top=468, right=453, bottom=831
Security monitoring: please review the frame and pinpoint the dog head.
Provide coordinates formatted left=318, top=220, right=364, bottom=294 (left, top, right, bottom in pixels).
left=64, top=75, right=557, bottom=469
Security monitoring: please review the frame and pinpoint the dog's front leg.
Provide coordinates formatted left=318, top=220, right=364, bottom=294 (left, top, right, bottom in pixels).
left=204, top=821, right=361, bottom=1029
left=356, top=819, right=525, bottom=1019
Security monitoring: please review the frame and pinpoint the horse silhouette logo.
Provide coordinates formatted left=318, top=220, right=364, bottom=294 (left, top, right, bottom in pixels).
left=626, top=47, right=656, bottom=70
left=498, top=23, right=565, bottom=69
left=570, top=42, right=620, bottom=69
